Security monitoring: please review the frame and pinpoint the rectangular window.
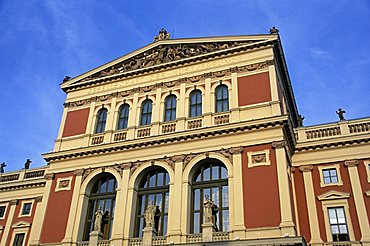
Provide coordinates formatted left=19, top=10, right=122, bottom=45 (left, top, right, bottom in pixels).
left=13, top=233, right=25, bottom=246
left=328, top=207, right=349, bottom=242
left=21, top=202, right=32, bottom=216
left=0, top=205, right=6, bottom=218
left=323, top=168, right=338, bottom=184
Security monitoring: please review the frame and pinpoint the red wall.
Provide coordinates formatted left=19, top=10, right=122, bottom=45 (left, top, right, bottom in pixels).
left=62, top=108, right=90, bottom=137
left=6, top=199, right=37, bottom=246
left=293, top=170, right=311, bottom=242
left=237, top=72, right=272, bottom=106
left=311, top=163, right=361, bottom=241
left=0, top=202, right=10, bottom=243
left=40, top=172, right=75, bottom=243
left=242, top=144, right=281, bottom=228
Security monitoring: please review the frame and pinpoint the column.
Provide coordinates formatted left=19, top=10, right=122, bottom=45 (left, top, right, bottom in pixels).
left=230, top=147, right=246, bottom=238
left=272, top=141, right=296, bottom=236
left=127, top=93, right=139, bottom=139
left=111, top=168, right=130, bottom=246
left=203, top=78, right=212, bottom=126
left=167, top=156, right=184, bottom=243
left=29, top=173, right=54, bottom=246
left=300, top=165, right=323, bottom=245
left=0, top=199, right=18, bottom=246
left=62, top=170, right=83, bottom=246
left=344, top=160, right=370, bottom=244
left=230, top=73, right=240, bottom=122
left=177, top=83, right=186, bottom=131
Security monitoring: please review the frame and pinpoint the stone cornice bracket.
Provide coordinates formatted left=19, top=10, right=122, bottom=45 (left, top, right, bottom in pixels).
left=35, top=196, right=43, bottom=203
left=272, top=141, right=286, bottom=149
left=344, top=160, right=359, bottom=167
left=299, top=165, right=313, bottom=172
left=44, top=173, right=55, bottom=180
left=73, top=169, right=84, bottom=176
left=10, top=199, right=18, bottom=205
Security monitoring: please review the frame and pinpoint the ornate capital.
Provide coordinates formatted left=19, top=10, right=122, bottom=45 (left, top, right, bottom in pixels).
left=44, top=173, right=55, bottom=180
left=299, top=165, right=313, bottom=172
left=10, top=199, right=18, bottom=205
left=229, top=146, right=244, bottom=155
left=73, top=169, right=84, bottom=176
left=35, top=196, right=43, bottom=203
left=290, top=167, right=297, bottom=173
left=272, top=141, right=286, bottom=149
left=172, top=154, right=186, bottom=163
left=344, top=160, right=359, bottom=167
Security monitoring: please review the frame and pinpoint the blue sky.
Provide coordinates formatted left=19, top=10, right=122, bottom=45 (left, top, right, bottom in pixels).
left=0, top=1, right=369, bottom=172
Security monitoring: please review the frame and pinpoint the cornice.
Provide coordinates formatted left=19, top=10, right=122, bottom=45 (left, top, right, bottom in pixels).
left=0, top=181, right=46, bottom=192
left=64, top=59, right=274, bottom=108
left=63, top=41, right=275, bottom=92
left=43, top=115, right=288, bottom=162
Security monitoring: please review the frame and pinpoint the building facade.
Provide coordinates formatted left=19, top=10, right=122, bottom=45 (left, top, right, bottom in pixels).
left=1, top=29, right=370, bottom=246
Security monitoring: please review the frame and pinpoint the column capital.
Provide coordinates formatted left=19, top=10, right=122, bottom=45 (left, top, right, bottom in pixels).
left=344, top=160, right=359, bottom=167
left=35, top=196, right=43, bottom=203
left=229, top=146, right=244, bottom=155
left=272, top=141, right=286, bottom=149
left=10, top=199, right=18, bottom=205
left=44, top=173, right=55, bottom=180
left=299, top=165, right=313, bottom=172
left=171, top=154, right=186, bottom=163
left=74, top=169, right=84, bottom=176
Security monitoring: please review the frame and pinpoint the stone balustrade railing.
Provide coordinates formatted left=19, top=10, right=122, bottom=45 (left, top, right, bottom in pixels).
left=295, top=117, right=370, bottom=142
left=0, top=167, right=46, bottom=183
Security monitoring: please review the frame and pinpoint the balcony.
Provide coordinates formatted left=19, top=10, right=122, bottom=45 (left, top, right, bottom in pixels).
left=0, top=167, right=46, bottom=184
left=295, top=117, right=370, bottom=142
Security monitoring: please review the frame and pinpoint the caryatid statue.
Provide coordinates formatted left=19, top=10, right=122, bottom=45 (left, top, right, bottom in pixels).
left=144, top=200, right=157, bottom=228
left=203, top=195, right=218, bottom=227
left=94, top=208, right=104, bottom=232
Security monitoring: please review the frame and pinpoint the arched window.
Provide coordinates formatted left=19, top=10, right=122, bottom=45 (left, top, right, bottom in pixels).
left=135, top=167, right=170, bottom=237
left=215, top=85, right=229, bottom=113
left=95, top=108, right=108, bottom=134
left=191, top=160, right=229, bottom=233
left=140, top=99, right=153, bottom=126
left=83, top=173, right=117, bottom=241
left=164, top=95, right=177, bottom=122
left=189, top=90, right=202, bottom=117
left=117, top=104, right=130, bottom=129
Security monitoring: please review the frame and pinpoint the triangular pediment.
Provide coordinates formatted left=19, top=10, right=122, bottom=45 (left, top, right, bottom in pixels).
left=317, top=190, right=350, bottom=201
left=61, top=34, right=277, bottom=91
left=12, top=221, right=31, bottom=228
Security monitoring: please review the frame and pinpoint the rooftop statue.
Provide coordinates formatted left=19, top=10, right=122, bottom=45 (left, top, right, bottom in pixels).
left=336, top=108, right=346, bottom=121
left=0, top=162, right=6, bottom=173
left=154, top=28, right=171, bottom=42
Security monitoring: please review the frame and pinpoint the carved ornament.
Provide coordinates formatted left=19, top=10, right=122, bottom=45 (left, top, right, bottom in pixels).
left=299, top=165, right=313, bottom=172
left=272, top=141, right=286, bottom=149
left=73, top=169, right=84, bottom=176
left=344, top=160, right=359, bottom=167
left=44, top=173, right=55, bottom=180
left=35, top=196, right=43, bottom=203
left=10, top=199, right=18, bottom=205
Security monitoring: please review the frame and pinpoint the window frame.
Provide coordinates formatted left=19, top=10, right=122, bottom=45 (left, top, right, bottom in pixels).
left=189, top=90, right=202, bottom=118
left=0, top=203, right=7, bottom=219
left=164, top=95, right=177, bottom=122
left=18, top=200, right=33, bottom=218
left=95, top=108, right=108, bottom=134
left=215, top=84, right=229, bottom=113
left=327, top=207, right=350, bottom=242
left=117, top=104, right=130, bottom=130
left=318, top=164, right=343, bottom=187
left=9, top=221, right=31, bottom=246
left=140, top=99, right=153, bottom=126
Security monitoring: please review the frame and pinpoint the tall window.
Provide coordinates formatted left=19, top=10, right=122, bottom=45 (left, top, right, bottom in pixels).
left=328, top=207, right=349, bottom=241
left=0, top=205, right=6, bottom=218
left=95, top=108, right=108, bottom=134
left=140, top=100, right=153, bottom=126
left=83, top=174, right=117, bottom=241
left=117, top=104, right=130, bottom=129
left=164, top=95, right=177, bottom=122
left=189, top=90, right=202, bottom=117
left=215, top=85, right=229, bottom=113
left=135, top=168, right=170, bottom=237
left=191, top=160, right=229, bottom=233
left=12, top=233, right=25, bottom=246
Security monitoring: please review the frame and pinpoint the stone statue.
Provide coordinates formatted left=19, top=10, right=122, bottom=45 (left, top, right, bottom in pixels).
left=93, top=208, right=104, bottom=232
left=62, top=76, right=71, bottom=82
left=336, top=108, right=346, bottom=121
left=154, top=28, right=170, bottom=42
left=269, top=26, right=279, bottom=34
left=203, top=195, right=218, bottom=227
left=24, top=159, right=31, bottom=170
left=144, top=201, right=157, bottom=228
left=298, top=114, right=305, bottom=127
left=0, top=162, right=6, bottom=173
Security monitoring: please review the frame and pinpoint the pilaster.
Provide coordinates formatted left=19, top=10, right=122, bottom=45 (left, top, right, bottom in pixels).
left=203, top=78, right=212, bottom=126
left=268, top=64, right=281, bottom=115
left=344, top=160, right=370, bottom=244
left=272, top=141, right=296, bottom=236
left=0, top=199, right=18, bottom=246
left=230, top=73, right=240, bottom=122
left=177, top=83, right=186, bottom=131
left=300, top=165, right=323, bottom=245
left=106, top=97, right=117, bottom=141
left=127, top=92, right=139, bottom=139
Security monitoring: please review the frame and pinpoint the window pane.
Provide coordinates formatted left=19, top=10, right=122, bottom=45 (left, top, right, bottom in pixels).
left=0, top=206, right=5, bottom=217
left=107, top=178, right=115, bottom=192
left=330, top=169, right=337, bottom=176
left=328, top=209, right=337, bottom=223
left=164, top=192, right=169, bottom=213
left=140, top=195, right=146, bottom=214
left=331, top=225, right=339, bottom=234
left=165, top=173, right=170, bottom=185
left=204, top=167, right=210, bottom=181
left=162, top=215, right=168, bottom=236
left=104, top=199, right=111, bottom=213
left=222, top=210, right=229, bottom=232
left=222, top=186, right=229, bottom=207
left=324, top=177, right=331, bottom=184
left=204, top=188, right=211, bottom=199
left=157, top=173, right=164, bottom=187
left=212, top=187, right=219, bottom=205
left=138, top=217, right=144, bottom=237
left=339, top=225, right=348, bottom=233
left=212, top=165, right=219, bottom=180
left=149, top=175, right=156, bottom=188
left=148, top=194, right=155, bottom=205
left=221, top=167, right=227, bottom=179
left=193, top=212, right=200, bottom=233
left=156, top=193, right=162, bottom=207
left=100, top=180, right=107, bottom=193
left=331, top=176, right=338, bottom=183
left=13, top=233, right=25, bottom=246
left=194, top=189, right=200, bottom=210
left=323, top=170, right=329, bottom=178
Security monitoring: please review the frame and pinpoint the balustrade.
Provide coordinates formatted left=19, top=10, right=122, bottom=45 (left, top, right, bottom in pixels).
left=188, top=118, right=202, bottom=129
left=137, top=127, right=151, bottom=138
left=162, top=123, right=176, bottom=134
